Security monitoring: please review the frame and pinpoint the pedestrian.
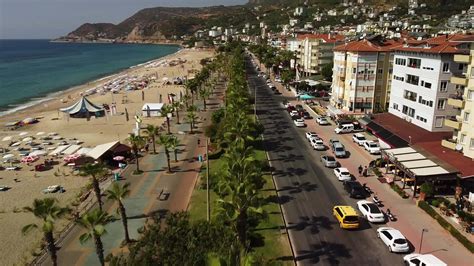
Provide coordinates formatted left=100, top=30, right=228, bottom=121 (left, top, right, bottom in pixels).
left=358, top=165, right=363, bottom=176
left=197, top=138, right=201, bottom=146
left=363, top=166, right=368, bottom=177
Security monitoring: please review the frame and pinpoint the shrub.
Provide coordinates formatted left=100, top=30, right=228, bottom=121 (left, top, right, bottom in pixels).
left=390, top=183, right=409, bottom=199
left=372, top=167, right=383, bottom=177
left=420, top=182, right=435, bottom=198
left=430, top=199, right=440, bottom=207
left=418, top=201, right=474, bottom=253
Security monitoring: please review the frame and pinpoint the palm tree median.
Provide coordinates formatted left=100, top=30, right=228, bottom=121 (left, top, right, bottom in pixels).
left=79, top=163, right=108, bottom=211
left=106, top=182, right=132, bottom=244
left=22, top=198, right=71, bottom=266
left=128, top=134, right=146, bottom=174
left=156, top=134, right=178, bottom=173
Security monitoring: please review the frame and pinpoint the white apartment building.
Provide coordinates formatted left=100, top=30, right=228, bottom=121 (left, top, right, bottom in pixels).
left=297, top=34, right=344, bottom=76
left=286, top=38, right=301, bottom=53
left=388, top=35, right=470, bottom=132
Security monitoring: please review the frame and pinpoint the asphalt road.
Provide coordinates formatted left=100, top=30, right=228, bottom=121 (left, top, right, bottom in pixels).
left=245, top=57, right=403, bottom=265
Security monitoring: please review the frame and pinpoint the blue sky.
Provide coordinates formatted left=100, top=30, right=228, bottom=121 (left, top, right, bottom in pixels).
left=0, top=0, right=247, bottom=39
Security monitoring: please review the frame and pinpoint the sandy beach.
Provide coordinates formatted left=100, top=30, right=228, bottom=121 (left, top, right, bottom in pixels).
left=0, top=47, right=214, bottom=265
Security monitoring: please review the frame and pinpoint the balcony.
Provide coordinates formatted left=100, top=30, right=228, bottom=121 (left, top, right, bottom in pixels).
left=447, top=95, right=465, bottom=109
left=454, top=54, right=471, bottom=64
left=444, top=116, right=462, bottom=130
left=450, top=75, right=468, bottom=86
left=441, top=139, right=457, bottom=150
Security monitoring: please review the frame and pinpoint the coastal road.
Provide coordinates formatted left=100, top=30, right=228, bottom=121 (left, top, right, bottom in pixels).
left=246, top=57, right=402, bottom=265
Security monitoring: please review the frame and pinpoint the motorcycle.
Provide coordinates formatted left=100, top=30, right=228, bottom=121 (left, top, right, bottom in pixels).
left=362, top=183, right=372, bottom=194
left=372, top=195, right=382, bottom=207
left=386, top=208, right=396, bottom=222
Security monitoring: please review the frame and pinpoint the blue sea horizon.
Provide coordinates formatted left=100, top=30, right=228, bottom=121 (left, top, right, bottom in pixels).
left=0, top=39, right=180, bottom=115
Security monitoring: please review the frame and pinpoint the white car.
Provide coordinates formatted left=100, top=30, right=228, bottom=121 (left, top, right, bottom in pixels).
left=357, top=200, right=385, bottom=223
left=290, top=110, right=299, bottom=117
left=377, top=227, right=410, bottom=253
left=311, top=138, right=325, bottom=151
left=352, top=133, right=367, bottom=146
left=364, top=141, right=381, bottom=154
left=294, top=118, right=305, bottom=127
left=275, top=77, right=282, bottom=83
left=305, top=132, right=318, bottom=140
left=316, top=116, right=330, bottom=125
left=333, top=167, right=351, bottom=181
left=403, top=254, right=447, bottom=266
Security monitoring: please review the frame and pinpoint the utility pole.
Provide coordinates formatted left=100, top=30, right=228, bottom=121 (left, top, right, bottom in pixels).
left=419, top=228, right=428, bottom=253
left=206, top=137, right=210, bottom=221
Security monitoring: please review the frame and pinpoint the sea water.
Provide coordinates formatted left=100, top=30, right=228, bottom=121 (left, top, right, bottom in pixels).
left=0, top=40, right=180, bottom=115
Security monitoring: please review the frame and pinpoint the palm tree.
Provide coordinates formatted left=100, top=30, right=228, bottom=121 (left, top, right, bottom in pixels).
left=144, top=124, right=160, bottom=154
left=199, top=88, right=211, bottom=111
left=186, top=110, right=198, bottom=134
left=106, top=182, right=131, bottom=243
left=169, top=135, right=181, bottom=162
left=79, top=163, right=108, bottom=211
left=22, top=198, right=70, bottom=266
left=77, top=208, right=113, bottom=266
left=171, top=101, right=183, bottom=124
left=161, top=104, right=174, bottom=134
left=156, top=134, right=174, bottom=172
left=128, top=134, right=146, bottom=173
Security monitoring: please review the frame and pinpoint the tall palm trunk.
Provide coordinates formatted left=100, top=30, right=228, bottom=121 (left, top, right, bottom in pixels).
left=134, top=150, right=140, bottom=172
left=92, top=177, right=102, bottom=211
left=191, top=91, right=195, bottom=105
left=93, top=235, right=105, bottom=266
left=174, top=149, right=178, bottom=162
left=203, top=98, right=207, bottom=111
left=164, top=149, right=171, bottom=172
left=166, top=117, right=171, bottom=134
left=189, top=121, right=194, bottom=134
left=118, top=201, right=130, bottom=243
left=176, top=109, right=180, bottom=124
left=151, top=135, right=156, bottom=154
left=45, top=231, right=57, bottom=266
left=237, top=210, right=248, bottom=248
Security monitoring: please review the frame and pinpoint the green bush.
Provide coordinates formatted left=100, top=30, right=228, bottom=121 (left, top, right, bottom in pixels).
left=390, top=183, right=409, bottom=199
left=420, top=182, right=435, bottom=198
left=418, top=201, right=474, bottom=253
left=372, top=167, right=383, bottom=177
left=430, top=199, right=440, bottom=207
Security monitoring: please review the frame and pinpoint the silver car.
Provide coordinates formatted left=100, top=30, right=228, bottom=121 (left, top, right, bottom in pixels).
left=320, top=155, right=337, bottom=168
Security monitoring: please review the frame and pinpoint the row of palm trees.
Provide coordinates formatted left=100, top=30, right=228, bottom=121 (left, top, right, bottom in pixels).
left=22, top=180, right=131, bottom=266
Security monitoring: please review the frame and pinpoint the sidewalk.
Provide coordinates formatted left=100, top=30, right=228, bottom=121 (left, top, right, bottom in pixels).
left=45, top=83, right=225, bottom=266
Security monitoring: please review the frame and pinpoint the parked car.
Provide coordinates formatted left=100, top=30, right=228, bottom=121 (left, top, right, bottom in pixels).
left=332, top=142, right=347, bottom=158
left=334, top=167, right=351, bottom=181
left=352, top=133, right=367, bottom=145
left=364, top=141, right=381, bottom=154
left=329, top=138, right=340, bottom=145
left=316, top=116, right=330, bottom=125
left=290, top=110, right=299, bottom=117
left=343, top=181, right=366, bottom=198
left=403, top=254, right=446, bottom=266
left=335, top=123, right=355, bottom=134
left=333, top=205, right=359, bottom=229
left=311, top=138, right=325, bottom=151
left=320, top=155, right=337, bottom=168
left=287, top=105, right=296, bottom=112
left=275, top=77, right=282, bottom=83
left=295, top=104, right=304, bottom=111
left=357, top=200, right=385, bottom=223
left=294, top=118, right=306, bottom=127
left=306, top=132, right=319, bottom=140
left=376, top=227, right=410, bottom=253
left=302, top=111, right=311, bottom=119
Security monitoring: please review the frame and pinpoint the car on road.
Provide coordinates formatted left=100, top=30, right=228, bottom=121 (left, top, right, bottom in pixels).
left=334, top=167, right=351, bottom=181
left=332, top=142, right=347, bottom=158
left=316, top=116, right=330, bottom=125
left=403, top=254, right=446, bottom=266
left=311, top=138, right=325, bottom=151
left=290, top=110, right=299, bottom=117
left=302, top=111, right=311, bottom=119
left=306, top=132, right=318, bottom=140
left=343, top=181, right=366, bottom=198
left=294, top=118, right=306, bottom=127
left=357, top=200, right=385, bottom=223
left=159, top=190, right=170, bottom=201
left=364, top=141, right=381, bottom=154
left=295, top=104, right=304, bottom=111
left=335, top=123, right=355, bottom=134
left=376, top=227, right=410, bottom=253
left=320, top=155, right=337, bottom=168
left=333, top=205, right=359, bottom=229
left=352, top=133, right=367, bottom=146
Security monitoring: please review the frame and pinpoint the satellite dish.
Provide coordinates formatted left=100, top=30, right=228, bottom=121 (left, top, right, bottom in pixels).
left=455, top=144, right=463, bottom=151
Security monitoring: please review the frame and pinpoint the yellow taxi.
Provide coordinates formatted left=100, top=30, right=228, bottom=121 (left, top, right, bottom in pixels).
left=333, top=205, right=359, bottom=229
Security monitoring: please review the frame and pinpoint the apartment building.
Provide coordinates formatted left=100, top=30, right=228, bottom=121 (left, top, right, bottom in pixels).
left=331, top=39, right=400, bottom=113
left=297, top=34, right=344, bottom=76
left=441, top=36, right=474, bottom=159
left=388, top=35, right=470, bottom=132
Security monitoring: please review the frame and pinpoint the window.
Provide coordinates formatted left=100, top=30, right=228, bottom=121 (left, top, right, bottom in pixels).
left=440, top=81, right=448, bottom=92
left=402, top=105, right=415, bottom=117
left=394, top=75, right=404, bottom=81
left=435, top=116, right=445, bottom=128
left=463, top=112, right=470, bottom=122
left=470, top=138, right=474, bottom=149
left=408, top=58, right=421, bottom=68
left=395, top=58, right=406, bottom=66
left=406, top=74, right=419, bottom=85
left=416, top=115, right=427, bottom=123
left=423, top=82, right=432, bottom=89
left=423, top=66, right=434, bottom=70
left=393, top=103, right=399, bottom=110
left=378, top=69, right=383, bottom=74
left=458, top=63, right=465, bottom=71
left=467, top=90, right=473, bottom=100
left=403, top=90, right=417, bottom=101
left=437, top=99, right=447, bottom=110
left=442, top=62, right=450, bottom=72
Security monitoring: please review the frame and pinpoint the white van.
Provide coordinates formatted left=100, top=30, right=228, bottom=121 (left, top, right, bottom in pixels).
left=403, top=254, right=447, bottom=266
left=334, top=124, right=354, bottom=134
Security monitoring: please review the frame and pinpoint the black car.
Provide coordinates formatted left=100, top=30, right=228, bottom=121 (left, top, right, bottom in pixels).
left=295, top=104, right=304, bottom=111
left=302, top=111, right=311, bottom=119
left=343, top=181, right=366, bottom=199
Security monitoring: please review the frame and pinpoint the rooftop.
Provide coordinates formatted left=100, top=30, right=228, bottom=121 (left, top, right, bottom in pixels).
left=334, top=39, right=403, bottom=52
left=297, top=33, right=344, bottom=43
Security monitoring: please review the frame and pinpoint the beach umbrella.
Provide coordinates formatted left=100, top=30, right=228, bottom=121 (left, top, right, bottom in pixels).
left=10, top=142, right=21, bottom=147
left=21, top=155, right=39, bottom=163
left=22, top=117, right=37, bottom=124
left=2, top=136, right=12, bottom=142
left=22, top=137, right=33, bottom=142
left=18, top=132, right=29, bottom=136
left=3, top=154, right=14, bottom=159
left=113, top=156, right=125, bottom=161
left=299, top=94, right=316, bottom=100
left=36, top=132, right=45, bottom=136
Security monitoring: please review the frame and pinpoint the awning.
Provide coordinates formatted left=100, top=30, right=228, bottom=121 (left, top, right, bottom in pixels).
left=62, top=145, right=82, bottom=155
left=366, top=121, right=409, bottom=148
left=87, top=141, right=120, bottom=160
left=49, top=145, right=70, bottom=156
left=326, top=105, right=343, bottom=116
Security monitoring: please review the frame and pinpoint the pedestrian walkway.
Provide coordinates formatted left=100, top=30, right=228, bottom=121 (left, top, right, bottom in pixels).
left=45, top=83, right=226, bottom=266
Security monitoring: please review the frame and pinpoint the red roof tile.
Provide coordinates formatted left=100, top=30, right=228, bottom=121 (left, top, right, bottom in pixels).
left=334, top=39, right=403, bottom=52
left=392, top=34, right=471, bottom=54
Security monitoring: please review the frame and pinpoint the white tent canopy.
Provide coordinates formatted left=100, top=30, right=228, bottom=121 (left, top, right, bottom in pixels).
left=62, top=145, right=82, bottom=155
left=87, top=141, right=120, bottom=160
left=142, top=103, right=164, bottom=117
left=49, top=145, right=70, bottom=156
left=60, top=96, right=104, bottom=117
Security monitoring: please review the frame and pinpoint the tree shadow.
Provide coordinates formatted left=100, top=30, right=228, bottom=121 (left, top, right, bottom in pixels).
left=297, top=241, right=352, bottom=264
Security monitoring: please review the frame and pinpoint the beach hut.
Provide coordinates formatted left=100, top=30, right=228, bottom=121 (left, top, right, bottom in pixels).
left=141, top=103, right=164, bottom=117
left=59, top=96, right=105, bottom=118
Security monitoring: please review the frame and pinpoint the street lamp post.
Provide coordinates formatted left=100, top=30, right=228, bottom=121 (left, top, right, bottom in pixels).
left=419, top=228, right=428, bottom=253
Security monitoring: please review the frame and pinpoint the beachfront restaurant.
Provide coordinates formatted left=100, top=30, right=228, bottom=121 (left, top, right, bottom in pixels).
left=381, top=147, right=459, bottom=198
left=86, top=141, right=131, bottom=166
